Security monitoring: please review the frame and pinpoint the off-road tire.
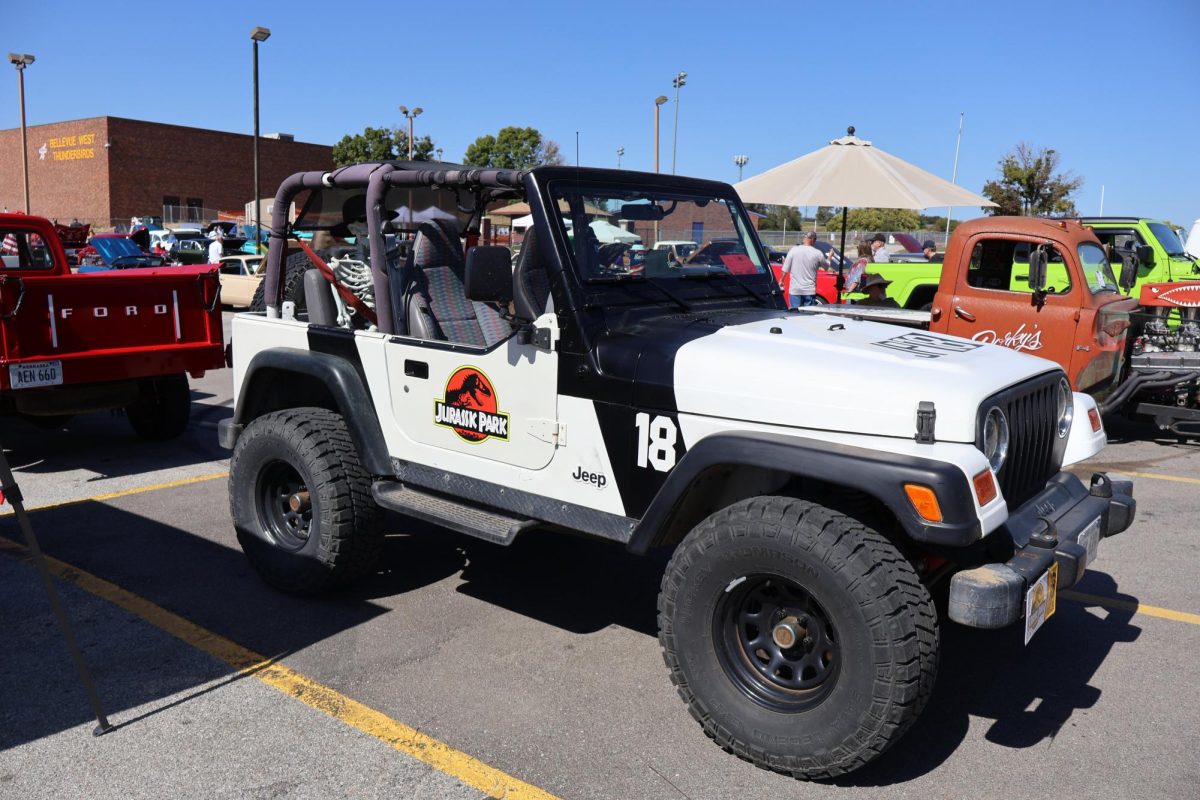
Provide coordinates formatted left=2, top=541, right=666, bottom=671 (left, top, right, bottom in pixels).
left=658, top=496, right=938, bottom=780
left=230, top=407, right=382, bottom=594
left=125, top=374, right=191, bottom=441
left=248, top=251, right=314, bottom=313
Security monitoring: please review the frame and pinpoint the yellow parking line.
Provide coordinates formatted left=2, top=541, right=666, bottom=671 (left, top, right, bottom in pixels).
left=0, top=471, right=229, bottom=515
left=1118, top=470, right=1200, bottom=487
left=0, top=536, right=558, bottom=800
left=1060, top=590, right=1200, bottom=626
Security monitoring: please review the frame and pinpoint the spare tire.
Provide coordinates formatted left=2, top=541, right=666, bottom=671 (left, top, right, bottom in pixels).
left=249, top=250, right=315, bottom=313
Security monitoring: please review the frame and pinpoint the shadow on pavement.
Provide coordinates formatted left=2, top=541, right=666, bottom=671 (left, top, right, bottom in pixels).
left=0, top=390, right=231, bottom=481
left=0, top=502, right=464, bottom=751
left=834, top=571, right=1141, bottom=786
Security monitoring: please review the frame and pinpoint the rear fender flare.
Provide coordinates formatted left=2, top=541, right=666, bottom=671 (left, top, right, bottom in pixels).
left=229, top=347, right=391, bottom=475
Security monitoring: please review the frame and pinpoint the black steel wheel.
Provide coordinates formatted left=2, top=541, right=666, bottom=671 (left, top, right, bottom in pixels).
left=256, top=460, right=313, bottom=551
left=714, top=574, right=839, bottom=713
left=658, top=496, right=938, bottom=780
left=230, top=407, right=382, bottom=594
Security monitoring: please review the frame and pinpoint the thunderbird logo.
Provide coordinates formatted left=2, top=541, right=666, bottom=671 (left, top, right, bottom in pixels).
left=434, top=366, right=509, bottom=443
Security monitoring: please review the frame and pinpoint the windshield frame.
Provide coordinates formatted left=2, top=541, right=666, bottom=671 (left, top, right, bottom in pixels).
left=545, top=178, right=772, bottom=288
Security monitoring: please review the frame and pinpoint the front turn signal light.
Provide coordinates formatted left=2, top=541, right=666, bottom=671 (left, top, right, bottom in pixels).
left=1088, top=408, right=1102, bottom=432
left=904, top=484, right=943, bottom=523
left=972, top=469, right=997, bottom=507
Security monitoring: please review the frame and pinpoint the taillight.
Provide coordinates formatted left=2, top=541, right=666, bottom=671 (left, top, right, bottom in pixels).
left=1088, top=408, right=1102, bottom=432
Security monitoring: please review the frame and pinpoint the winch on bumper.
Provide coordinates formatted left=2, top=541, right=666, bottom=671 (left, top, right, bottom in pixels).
left=948, top=472, right=1136, bottom=629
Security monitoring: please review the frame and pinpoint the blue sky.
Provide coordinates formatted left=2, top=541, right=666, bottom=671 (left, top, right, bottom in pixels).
left=6, top=0, right=1198, bottom=225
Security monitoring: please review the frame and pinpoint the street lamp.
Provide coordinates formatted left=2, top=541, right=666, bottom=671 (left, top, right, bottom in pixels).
left=436, top=147, right=443, bottom=162
left=653, top=95, right=668, bottom=174
left=399, top=105, right=423, bottom=160
left=249, top=27, right=270, bottom=254
left=670, top=71, right=686, bottom=175
left=8, top=53, right=35, bottom=214
left=616, top=146, right=624, bottom=169
left=734, top=154, right=749, bottom=182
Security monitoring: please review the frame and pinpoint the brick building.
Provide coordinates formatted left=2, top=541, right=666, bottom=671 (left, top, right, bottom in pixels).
left=0, top=116, right=332, bottom=228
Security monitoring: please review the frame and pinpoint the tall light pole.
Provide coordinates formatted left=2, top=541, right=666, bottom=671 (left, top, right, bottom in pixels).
left=8, top=53, right=35, bottom=214
left=653, top=95, right=667, bottom=173
left=670, top=71, right=686, bottom=175
left=399, top=105, right=423, bottom=160
left=945, top=111, right=963, bottom=243
left=436, top=147, right=443, bottom=162
left=734, top=154, right=749, bottom=182
left=249, top=28, right=270, bottom=253
left=616, top=146, right=624, bottom=169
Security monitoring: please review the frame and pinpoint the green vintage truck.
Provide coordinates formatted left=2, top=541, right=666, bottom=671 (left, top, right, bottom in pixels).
left=864, top=217, right=1200, bottom=308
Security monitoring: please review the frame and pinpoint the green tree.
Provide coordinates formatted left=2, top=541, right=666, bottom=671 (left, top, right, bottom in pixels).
left=332, top=126, right=436, bottom=166
left=843, top=208, right=921, bottom=231
left=815, top=207, right=839, bottom=226
left=463, top=127, right=563, bottom=169
left=754, top=205, right=804, bottom=231
left=981, top=142, right=1082, bottom=217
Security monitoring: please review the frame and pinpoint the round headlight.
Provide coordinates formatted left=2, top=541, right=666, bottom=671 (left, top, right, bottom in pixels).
left=983, top=406, right=1009, bottom=472
left=1056, top=377, right=1073, bottom=438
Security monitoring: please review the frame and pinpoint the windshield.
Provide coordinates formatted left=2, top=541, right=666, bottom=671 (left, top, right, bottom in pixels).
left=1147, top=222, right=1188, bottom=256
left=547, top=181, right=768, bottom=282
left=1078, top=243, right=1119, bottom=293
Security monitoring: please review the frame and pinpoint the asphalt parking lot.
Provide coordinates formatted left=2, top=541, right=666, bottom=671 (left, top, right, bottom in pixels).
left=2, top=313, right=1199, bottom=799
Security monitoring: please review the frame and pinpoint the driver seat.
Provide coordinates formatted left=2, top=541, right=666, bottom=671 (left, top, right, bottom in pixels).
left=404, top=220, right=510, bottom=347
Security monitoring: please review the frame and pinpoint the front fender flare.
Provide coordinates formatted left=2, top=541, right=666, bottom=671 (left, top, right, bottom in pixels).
left=627, top=432, right=981, bottom=553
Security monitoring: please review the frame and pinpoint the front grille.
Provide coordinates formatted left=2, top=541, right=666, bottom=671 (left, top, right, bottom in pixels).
left=978, top=372, right=1063, bottom=509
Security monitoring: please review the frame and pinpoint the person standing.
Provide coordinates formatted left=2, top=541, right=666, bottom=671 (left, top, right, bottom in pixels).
left=843, top=242, right=872, bottom=293
left=779, top=231, right=829, bottom=307
left=923, top=239, right=943, bottom=262
left=870, top=233, right=891, bottom=263
left=207, top=229, right=224, bottom=264
left=854, top=273, right=900, bottom=307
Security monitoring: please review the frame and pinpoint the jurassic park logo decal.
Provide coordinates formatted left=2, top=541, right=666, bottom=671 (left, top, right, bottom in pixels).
left=434, top=366, right=510, bottom=443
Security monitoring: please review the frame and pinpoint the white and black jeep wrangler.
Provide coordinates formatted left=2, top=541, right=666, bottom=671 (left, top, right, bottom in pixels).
left=220, top=162, right=1136, bottom=779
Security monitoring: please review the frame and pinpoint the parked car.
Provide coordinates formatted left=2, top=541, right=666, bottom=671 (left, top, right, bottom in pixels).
left=653, top=239, right=698, bottom=261
left=217, top=255, right=265, bottom=307
left=76, top=232, right=167, bottom=271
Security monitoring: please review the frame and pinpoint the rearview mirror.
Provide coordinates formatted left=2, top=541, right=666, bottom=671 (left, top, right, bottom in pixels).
left=464, top=246, right=513, bottom=303
left=1028, top=247, right=1048, bottom=293
left=1134, top=244, right=1154, bottom=267
left=619, top=203, right=664, bottom=221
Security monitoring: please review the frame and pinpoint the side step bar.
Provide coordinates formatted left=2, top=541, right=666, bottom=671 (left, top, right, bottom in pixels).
left=372, top=481, right=537, bottom=546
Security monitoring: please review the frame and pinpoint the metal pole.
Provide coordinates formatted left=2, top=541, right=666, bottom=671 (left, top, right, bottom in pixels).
left=838, top=206, right=848, bottom=304
left=945, top=111, right=963, bottom=242
left=252, top=39, right=261, bottom=253
left=671, top=73, right=685, bottom=175
left=575, top=131, right=579, bottom=167
left=0, top=444, right=111, bottom=735
left=18, top=65, right=30, bottom=214
left=407, top=115, right=414, bottom=160
left=1099, top=185, right=1105, bottom=216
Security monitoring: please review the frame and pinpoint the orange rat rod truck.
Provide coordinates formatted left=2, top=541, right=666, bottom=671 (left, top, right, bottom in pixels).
left=825, top=217, right=1200, bottom=435
left=0, top=213, right=225, bottom=439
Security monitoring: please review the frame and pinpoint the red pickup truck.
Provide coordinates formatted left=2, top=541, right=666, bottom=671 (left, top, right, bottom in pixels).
left=0, top=213, right=225, bottom=439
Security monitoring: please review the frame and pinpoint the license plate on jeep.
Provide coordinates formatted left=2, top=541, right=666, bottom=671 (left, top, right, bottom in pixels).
left=1024, top=562, right=1059, bottom=645
left=1078, top=516, right=1101, bottom=567
left=9, top=360, right=62, bottom=389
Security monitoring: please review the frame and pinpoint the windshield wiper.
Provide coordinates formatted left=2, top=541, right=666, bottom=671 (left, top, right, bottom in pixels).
left=589, top=273, right=691, bottom=312
left=680, top=267, right=769, bottom=305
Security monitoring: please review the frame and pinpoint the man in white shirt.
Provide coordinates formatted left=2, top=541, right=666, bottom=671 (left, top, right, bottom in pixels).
left=779, top=231, right=829, bottom=307
left=870, top=233, right=891, bottom=263
left=207, top=230, right=224, bottom=264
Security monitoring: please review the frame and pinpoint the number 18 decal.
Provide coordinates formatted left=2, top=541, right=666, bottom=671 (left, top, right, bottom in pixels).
left=634, top=412, right=677, bottom=471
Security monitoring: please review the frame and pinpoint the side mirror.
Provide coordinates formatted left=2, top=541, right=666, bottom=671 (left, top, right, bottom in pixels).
left=464, top=246, right=513, bottom=303
left=1119, top=255, right=1138, bottom=292
left=1028, top=247, right=1048, bottom=293
left=1134, top=244, right=1155, bottom=267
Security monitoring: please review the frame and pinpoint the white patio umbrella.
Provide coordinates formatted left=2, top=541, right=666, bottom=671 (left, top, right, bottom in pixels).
left=589, top=220, right=641, bottom=244
left=735, top=127, right=997, bottom=300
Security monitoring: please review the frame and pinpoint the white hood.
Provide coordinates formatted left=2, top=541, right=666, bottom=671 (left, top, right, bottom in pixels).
left=672, top=313, right=1060, bottom=443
